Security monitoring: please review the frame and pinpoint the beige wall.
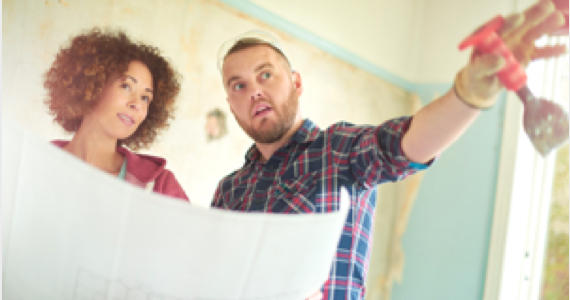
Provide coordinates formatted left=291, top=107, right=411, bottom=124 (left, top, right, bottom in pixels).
left=411, top=0, right=517, bottom=82
left=249, top=0, right=422, bottom=82
left=2, top=0, right=417, bottom=207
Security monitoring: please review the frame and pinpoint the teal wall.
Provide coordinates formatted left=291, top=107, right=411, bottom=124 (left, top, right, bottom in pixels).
left=392, top=84, right=506, bottom=299
left=218, top=1, right=505, bottom=299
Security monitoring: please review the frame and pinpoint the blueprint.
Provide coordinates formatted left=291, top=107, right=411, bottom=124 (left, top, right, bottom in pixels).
left=2, top=117, right=349, bottom=300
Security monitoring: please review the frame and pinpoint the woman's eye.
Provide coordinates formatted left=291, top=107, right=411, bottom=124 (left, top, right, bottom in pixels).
left=233, top=83, right=245, bottom=91
left=120, top=83, right=131, bottom=91
left=142, top=96, right=151, bottom=103
left=261, top=72, right=271, bottom=79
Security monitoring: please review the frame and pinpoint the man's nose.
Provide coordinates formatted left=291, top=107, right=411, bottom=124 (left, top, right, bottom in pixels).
left=250, top=90, right=263, bottom=101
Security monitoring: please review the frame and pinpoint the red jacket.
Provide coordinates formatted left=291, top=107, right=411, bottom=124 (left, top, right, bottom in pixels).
left=51, top=141, right=189, bottom=201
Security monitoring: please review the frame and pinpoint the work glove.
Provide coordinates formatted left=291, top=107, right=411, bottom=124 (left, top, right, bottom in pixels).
left=454, top=0, right=567, bottom=109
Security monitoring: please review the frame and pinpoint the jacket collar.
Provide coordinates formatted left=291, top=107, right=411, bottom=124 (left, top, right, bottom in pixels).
left=50, top=140, right=166, bottom=184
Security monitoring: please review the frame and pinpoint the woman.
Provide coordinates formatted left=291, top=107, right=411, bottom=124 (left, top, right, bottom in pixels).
left=44, top=28, right=188, bottom=200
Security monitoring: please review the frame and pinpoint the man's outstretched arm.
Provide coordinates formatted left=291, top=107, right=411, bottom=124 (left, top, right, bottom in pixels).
left=401, top=0, right=567, bottom=164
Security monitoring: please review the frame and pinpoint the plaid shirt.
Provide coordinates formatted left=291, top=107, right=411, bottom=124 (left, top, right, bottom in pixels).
left=212, top=117, right=428, bottom=300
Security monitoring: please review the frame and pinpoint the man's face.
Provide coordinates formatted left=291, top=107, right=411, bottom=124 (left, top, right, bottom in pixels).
left=222, top=45, right=301, bottom=144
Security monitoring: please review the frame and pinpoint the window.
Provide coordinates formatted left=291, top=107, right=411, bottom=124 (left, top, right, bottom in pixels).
left=540, top=143, right=569, bottom=299
left=484, top=36, right=569, bottom=300
left=539, top=35, right=569, bottom=299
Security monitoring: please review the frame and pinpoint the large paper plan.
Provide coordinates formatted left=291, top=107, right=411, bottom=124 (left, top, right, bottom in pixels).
left=2, top=117, right=350, bottom=300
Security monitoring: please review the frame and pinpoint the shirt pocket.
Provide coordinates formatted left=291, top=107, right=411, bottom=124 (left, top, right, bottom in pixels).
left=269, top=172, right=317, bottom=213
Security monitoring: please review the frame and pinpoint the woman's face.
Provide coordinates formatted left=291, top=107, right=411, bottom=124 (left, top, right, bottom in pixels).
left=83, top=60, right=154, bottom=140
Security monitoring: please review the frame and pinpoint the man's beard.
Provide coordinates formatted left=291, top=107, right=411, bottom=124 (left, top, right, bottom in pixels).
left=237, top=92, right=298, bottom=144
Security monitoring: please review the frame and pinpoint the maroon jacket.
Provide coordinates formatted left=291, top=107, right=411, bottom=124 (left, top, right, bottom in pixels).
left=52, top=140, right=189, bottom=201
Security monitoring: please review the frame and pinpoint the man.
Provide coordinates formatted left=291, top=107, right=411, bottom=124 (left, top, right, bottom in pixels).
left=212, top=1, right=566, bottom=299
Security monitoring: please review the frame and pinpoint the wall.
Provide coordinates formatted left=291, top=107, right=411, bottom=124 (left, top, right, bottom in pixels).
left=391, top=92, right=506, bottom=299
left=411, top=0, right=516, bottom=83
left=247, top=0, right=421, bottom=85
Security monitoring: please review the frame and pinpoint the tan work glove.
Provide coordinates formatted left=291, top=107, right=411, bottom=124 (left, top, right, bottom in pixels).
left=454, top=0, right=567, bottom=109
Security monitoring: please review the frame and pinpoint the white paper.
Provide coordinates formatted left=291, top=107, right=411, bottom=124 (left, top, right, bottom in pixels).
left=2, top=116, right=350, bottom=300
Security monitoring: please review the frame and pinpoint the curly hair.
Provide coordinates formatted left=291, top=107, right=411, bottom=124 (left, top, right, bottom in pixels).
left=44, top=27, right=181, bottom=150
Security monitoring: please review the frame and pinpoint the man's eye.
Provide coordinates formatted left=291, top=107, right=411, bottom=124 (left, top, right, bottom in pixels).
left=233, top=83, right=245, bottom=91
left=261, top=72, right=271, bottom=79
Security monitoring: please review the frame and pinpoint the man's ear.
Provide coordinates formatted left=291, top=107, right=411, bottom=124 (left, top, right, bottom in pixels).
left=292, top=71, right=303, bottom=97
left=228, top=100, right=235, bottom=115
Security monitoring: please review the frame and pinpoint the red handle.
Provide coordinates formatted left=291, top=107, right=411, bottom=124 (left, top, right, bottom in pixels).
left=459, top=15, right=527, bottom=91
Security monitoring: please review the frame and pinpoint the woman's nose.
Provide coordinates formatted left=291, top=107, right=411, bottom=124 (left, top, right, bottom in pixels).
left=128, top=97, right=141, bottom=110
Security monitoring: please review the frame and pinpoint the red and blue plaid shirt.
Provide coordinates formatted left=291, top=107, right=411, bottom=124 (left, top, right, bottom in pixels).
left=212, top=117, right=429, bottom=300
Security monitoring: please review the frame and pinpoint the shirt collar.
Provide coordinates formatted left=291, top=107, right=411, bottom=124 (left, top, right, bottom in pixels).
left=291, top=118, right=320, bottom=144
left=244, top=119, right=320, bottom=162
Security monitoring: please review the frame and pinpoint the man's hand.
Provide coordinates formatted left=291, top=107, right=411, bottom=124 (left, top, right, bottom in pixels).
left=548, top=0, right=568, bottom=35
left=454, top=0, right=567, bottom=109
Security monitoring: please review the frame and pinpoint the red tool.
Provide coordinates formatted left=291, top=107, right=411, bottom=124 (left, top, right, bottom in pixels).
left=459, top=15, right=569, bottom=156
